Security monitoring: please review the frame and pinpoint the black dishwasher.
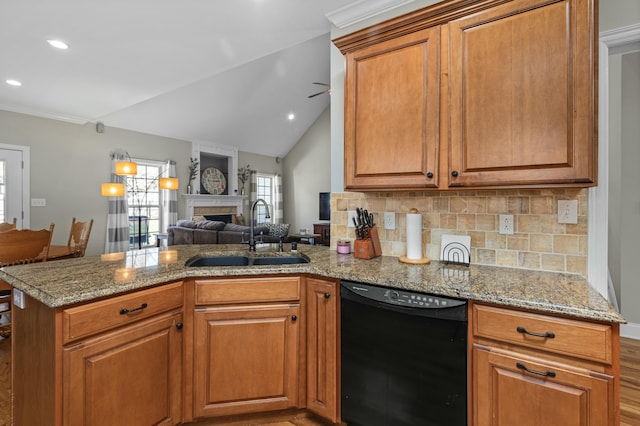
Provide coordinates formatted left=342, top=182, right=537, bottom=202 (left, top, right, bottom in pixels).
left=341, top=280, right=467, bottom=426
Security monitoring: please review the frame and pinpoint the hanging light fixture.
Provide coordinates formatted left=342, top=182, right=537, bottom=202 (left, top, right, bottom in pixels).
left=101, top=182, right=125, bottom=197
left=115, top=161, right=137, bottom=176
left=159, top=177, right=179, bottom=190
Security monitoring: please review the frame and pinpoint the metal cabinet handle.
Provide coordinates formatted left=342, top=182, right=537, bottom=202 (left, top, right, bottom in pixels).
left=291, top=315, right=297, bottom=322
left=176, top=322, right=183, bottom=330
left=517, top=326, right=555, bottom=339
left=516, top=362, right=556, bottom=378
left=324, top=293, right=331, bottom=299
left=426, top=172, right=434, bottom=179
left=451, top=170, right=459, bottom=177
left=119, top=303, right=148, bottom=315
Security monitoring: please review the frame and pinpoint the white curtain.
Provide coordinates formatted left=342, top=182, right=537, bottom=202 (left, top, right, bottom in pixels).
left=249, top=170, right=257, bottom=203
left=104, top=152, right=130, bottom=253
left=273, top=174, right=283, bottom=224
left=162, top=160, right=178, bottom=231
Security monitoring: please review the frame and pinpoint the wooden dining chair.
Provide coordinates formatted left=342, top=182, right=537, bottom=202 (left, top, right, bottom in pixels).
left=0, top=218, right=17, bottom=233
left=47, top=218, right=94, bottom=260
left=0, top=223, right=54, bottom=266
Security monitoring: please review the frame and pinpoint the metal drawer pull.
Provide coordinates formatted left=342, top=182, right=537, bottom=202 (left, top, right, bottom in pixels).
left=119, top=303, right=148, bottom=315
left=516, top=326, right=555, bottom=339
left=516, top=362, right=556, bottom=378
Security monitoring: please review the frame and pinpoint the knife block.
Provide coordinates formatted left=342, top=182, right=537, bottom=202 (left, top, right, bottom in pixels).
left=369, top=225, right=382, bottom=257
left=354, top=239, right=375, bottom=259
left=353, top=225, right=382, bottom=259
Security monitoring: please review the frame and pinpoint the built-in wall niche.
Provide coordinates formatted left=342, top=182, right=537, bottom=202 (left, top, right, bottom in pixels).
left=191, top=142, right=238, bottom=196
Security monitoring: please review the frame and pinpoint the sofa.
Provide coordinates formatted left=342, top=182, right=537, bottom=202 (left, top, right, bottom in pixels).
left=168, top=219, right=291, bottom=246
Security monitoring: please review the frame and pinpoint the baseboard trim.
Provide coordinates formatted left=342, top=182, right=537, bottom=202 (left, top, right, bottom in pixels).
left=621, top=322, right=640, bottom=340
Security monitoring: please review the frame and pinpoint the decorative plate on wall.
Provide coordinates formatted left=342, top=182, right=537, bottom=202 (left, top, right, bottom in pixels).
left=201, top=167, right=227, bottom=195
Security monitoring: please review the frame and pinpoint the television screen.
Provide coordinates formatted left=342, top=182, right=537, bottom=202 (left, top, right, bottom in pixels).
left=319, top=192, right=331, bottom=221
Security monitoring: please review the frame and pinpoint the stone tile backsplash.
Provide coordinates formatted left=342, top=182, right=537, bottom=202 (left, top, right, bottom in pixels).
left=331, top=189, right=588, bottom=276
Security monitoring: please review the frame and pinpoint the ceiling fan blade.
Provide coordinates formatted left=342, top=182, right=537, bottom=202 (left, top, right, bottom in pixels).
left=308, top=89, right=330, bottom=98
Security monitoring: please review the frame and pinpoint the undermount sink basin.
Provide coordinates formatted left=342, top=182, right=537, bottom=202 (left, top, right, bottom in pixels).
left=185, top=254, right=310, bottom=267
left=185, top=255, right=250, bottom=267
left=251, top=256, right=309, bottom=265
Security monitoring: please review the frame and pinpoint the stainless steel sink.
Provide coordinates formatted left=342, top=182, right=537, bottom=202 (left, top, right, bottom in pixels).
left=251, top=256, right=309, bottom=265
left=185, top=254, right=309, bottom=267
left=184, top=255, right=250, bottom=267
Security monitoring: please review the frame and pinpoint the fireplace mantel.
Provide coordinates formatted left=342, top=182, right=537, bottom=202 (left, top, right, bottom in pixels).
left=182, top=194, right=246, bottom=220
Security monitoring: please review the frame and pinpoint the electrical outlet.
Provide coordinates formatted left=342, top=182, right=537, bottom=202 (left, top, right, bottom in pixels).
left=348, top=211, right=357, bottom=227
left=384, top=212, right=396, bottom=230
left=557, top=200, right=578, bottom=224
left=499, top=214, right=514, bottom=235
left=13, top=289, right=25, bottom=309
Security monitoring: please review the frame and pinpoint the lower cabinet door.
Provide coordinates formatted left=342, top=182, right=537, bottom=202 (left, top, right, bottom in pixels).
left=63, top=311, right=183, bottom=426
left=193, top=303, right=300, bottom=418
left=306, top=277, right=338, bottom=423
left=473, top=345, right=614, bottom=426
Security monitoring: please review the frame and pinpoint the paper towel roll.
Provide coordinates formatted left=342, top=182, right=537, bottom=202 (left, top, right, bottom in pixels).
left=406, top=209, right=423, bottom=260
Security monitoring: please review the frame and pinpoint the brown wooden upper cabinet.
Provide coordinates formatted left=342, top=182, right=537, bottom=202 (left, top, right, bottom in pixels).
left=334, top=0, right=597, bottom=191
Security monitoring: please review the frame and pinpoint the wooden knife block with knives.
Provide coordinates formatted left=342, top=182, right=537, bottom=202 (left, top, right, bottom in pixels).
left=353, top=208, right=382, bottom=259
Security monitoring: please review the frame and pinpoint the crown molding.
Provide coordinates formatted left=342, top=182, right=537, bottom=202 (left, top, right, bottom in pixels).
left=327, top=0, right=416, bottom=29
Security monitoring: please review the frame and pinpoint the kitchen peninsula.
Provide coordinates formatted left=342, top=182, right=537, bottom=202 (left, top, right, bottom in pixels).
left=0, top=244, right=624, bottom=425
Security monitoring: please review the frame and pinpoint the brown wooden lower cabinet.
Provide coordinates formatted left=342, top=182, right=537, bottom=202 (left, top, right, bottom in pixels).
left=11, top=277, right=621, bottom=426
left=473, top=345, right=614, bottom=425
left=305, top=277, right=339, bottom=423
left=471, top=303, right=619, bottom=426
left=63, top=311, right=183, bottom=426
left=192, top=303, right=300, bottom=418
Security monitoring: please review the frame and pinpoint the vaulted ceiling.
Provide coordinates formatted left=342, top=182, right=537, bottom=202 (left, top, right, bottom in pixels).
left=0, top=0, right=366, bottom=157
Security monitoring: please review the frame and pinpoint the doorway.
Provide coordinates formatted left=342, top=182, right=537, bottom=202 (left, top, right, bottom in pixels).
left=597, top=24, right=640, bottom=338
left=0, top=144, right=29, bottom=228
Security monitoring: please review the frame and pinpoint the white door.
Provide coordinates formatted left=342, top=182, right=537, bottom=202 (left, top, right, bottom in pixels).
left=0, top=147, right=25, bottom=228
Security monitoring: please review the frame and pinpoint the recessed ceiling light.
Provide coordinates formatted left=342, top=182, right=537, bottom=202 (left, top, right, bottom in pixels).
left=288, top=113, right=295, bottom=121
left=47, top=39, right=68, bottom=50
left=5, top=79, right=22, bottom=87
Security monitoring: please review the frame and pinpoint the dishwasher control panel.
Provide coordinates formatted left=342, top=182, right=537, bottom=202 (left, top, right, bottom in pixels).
left=341, top=281, right=466, bottom=309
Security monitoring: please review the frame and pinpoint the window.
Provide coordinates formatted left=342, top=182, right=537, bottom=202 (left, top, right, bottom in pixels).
left=126, top=160, right=165, bottom=248
left=255, top=173, right=274, bottom=223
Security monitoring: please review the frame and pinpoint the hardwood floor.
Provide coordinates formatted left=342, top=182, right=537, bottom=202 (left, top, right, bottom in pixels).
left=0, top=336, right=637, bottom=425
left=621, top=337, right=640, bottom=425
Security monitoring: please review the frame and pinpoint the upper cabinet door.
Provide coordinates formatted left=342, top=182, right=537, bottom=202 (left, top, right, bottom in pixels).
left=447, top=0, right=597, bottom=188
left=344, top=26, right=441, bottom=190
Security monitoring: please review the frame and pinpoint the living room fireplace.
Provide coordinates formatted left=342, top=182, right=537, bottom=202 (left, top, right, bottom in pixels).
left=182, top=194, right=245, bottom=224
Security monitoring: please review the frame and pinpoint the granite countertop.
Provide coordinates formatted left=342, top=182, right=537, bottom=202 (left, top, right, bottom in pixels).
left=0, top=244, right=625, bottom=323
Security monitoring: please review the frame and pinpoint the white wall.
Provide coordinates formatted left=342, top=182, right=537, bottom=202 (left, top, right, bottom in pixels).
left=618, top=51, right=640, bottom=324
left=0, top=109, right=191, bottom=256
left=600, top=0, right=640, bottom=32
left=282, top=106, right=331, bottom=234
left=601, top=0, right=640, bottom=329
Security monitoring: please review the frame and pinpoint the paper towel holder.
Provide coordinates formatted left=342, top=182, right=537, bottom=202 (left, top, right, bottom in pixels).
left=399, top=208, right=430, bottom=265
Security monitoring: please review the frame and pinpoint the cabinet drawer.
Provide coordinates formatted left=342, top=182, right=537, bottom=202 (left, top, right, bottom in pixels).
left=473, top=304, right=612, bottom=364
left=63, top=281, right=183, bottom=343
left=195, top=276, right=300, bottom=305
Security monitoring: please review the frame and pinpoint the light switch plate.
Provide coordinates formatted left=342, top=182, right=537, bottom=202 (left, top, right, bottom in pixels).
left=31, top=198, right=46, bottom=207
left=558, top=200, right=578, bottom=224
